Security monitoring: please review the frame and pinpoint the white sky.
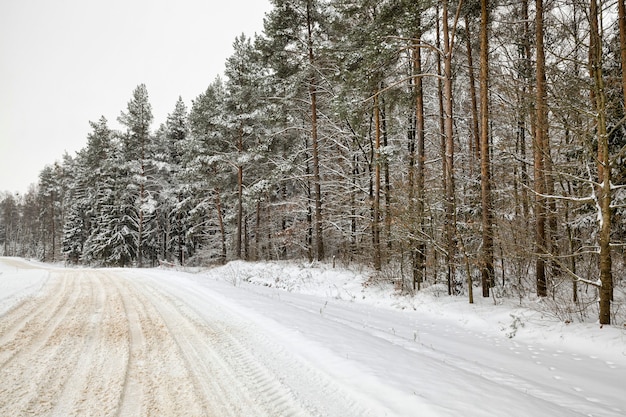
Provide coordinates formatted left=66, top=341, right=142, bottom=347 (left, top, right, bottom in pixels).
left=0, top=0, right=272, bottom=194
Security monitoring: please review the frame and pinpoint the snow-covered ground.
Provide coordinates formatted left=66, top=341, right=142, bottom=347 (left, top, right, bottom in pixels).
left=0, top=257, right=624, bottom=416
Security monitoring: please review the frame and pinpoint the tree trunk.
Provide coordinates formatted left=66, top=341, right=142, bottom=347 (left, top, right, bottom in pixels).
left=465, top=15, right=480, bottom=168
left=382, top=96, right=391, bottom=254
left=518, top=0, right=532, bottom=220
left=590, top=0, right=613, bottom=325
left=373, top=93, right=382, bottom=271
left=236, top=127, right=244, bottom=259
left=137, top=108, right=147, bottom=268
left=306, top=0, right=324, bottom=262
left=266, top=195, right=273, bottom=260
left=50, top=191, right=56, bottom=262
left=351, top=152, right=359, bottom=259
left=255, top=200, right=261, bottom=261
left=178, top=195, right=184, bottom=265
left=480, top=0, right=495, bottom=297
left=436, top=4, right=448, bottom=293
left=619, top=0, right=626, bottom=102
left=305, top=137, right=313, bottom=263
left=416, top=42, right=427, bottom=292
left=215, top=188, right=227, bottom=264
left=412, top=27, right=427, bottom=291
left=534, top=0, right=548, bottom=297
left=443, top=0, right=458, bottom=294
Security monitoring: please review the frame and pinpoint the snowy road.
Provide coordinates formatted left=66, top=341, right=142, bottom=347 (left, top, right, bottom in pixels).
left=0, top=258, right=624, bottom=416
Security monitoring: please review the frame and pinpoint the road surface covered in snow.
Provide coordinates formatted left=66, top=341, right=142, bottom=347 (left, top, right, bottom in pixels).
left=0, top=257, right=624, bottom=416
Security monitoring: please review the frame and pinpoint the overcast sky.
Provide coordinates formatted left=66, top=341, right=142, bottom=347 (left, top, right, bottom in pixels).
left=0, top=0, right=272, bottom=194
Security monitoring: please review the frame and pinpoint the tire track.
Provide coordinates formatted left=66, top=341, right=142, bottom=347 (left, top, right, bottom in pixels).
left=0, top=273, right=63, bottom=364
left=129, top=278, right=302, bottom=417
left=112, top=273, right=205, bottom=417
left=157, top=278, right=394, bottom=417
left=49, top=271, right=129, bottom=417
left=0, top=270, right=93, bottom=416
left=135, top=274, right=378, bottom=417
left=106, top=270, right=142, bottom=417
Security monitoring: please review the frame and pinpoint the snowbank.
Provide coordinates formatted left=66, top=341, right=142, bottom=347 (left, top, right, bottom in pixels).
left=197, top=260, right=626, bottom=366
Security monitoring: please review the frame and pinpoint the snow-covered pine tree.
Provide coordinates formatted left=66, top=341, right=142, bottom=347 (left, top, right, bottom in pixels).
left=157, top=96, right=192, bottom=265
left=184, top=78, right=231, bottom=263
left=225, top=34, right=276, bottom=260
left=117, top=84, right=156, bottom=267
left=0, top=193, right=19, bottom=256
left=38, top=163, right=65, bottom=262
left=60, top=152, right=88, bottom=264
left=82, top=137, right=136, bottom=267
left=260, top=0, right=329, bottom=261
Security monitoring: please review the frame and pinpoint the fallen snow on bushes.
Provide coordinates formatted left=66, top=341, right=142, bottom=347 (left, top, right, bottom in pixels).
left=209, top=259, right=625, bottom=358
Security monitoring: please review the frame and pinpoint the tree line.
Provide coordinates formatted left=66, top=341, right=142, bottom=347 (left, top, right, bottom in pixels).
left=1, top=0, right=625, bottom=325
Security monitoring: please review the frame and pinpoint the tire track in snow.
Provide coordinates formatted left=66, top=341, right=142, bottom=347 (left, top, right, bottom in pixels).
left=139, top=273, right=384, bottom=417
left=112, top=271, right=145, bottom=417
left=133, top=278, right=310, bottom=417
left=0, top=270, right=93, bottom=415
left=0, top=273, right=63, bottom=365
left=50, top=271, right=129, bottom=417
left=112, top=273, right=206, bottom=417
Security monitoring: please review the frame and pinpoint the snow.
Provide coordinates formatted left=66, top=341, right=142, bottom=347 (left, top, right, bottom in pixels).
left=1, top=257, right=624, bottom=416
left=0, top=257, right=50, bottom=315
left=150, top=260, right=626, bottom=416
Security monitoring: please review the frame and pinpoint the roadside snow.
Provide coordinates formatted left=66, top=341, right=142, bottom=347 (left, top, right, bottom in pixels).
left=0, top=257, right=49, bottom=315
left=200, top=260, right=626, bottom=364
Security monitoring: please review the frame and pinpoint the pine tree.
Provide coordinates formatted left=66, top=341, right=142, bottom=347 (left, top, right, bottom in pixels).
left=0, top=193, right=19, bottom=256
left=162, top=97, right=191, bottom=264
left=79, top=117, right=116, bottom=264
left=261, top=0, right=329, bottom=261
left=118, top=84, right=155, bottom=267
left=83, top=139, right=136, bottom=266
left=184, top=78, right=231, bottom=263
left=38, top=164, right=65, bottom=262
left=225, top=34, right=275, bottom=260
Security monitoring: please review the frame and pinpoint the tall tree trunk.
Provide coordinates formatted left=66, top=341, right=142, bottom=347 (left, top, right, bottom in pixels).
left=442, top=0, right=459, bottom=294
left=305, top=135, right=313, bottom=263
left=266, top=195, right=273, bottom=260
left=382, top=96, right=391, bottom=253
left=590, top=0, right=613, bottom=325
left=214, top=188, right=227, bottom=264
left=255, top=200, right=261, bottom=261
left=137, top=108, right=147, bottom=268
left=236, top=126, right=244, bottom=259
left=280, top=183, right=287, bottom=259
left=244, top=213, right=249, bottom=260
left=619, top=0, right=626, bottom=102
left=436, top=4, right=447, bottom=292
left=178, top=194, right=184, bottom=265
left=351, top=151, right=359, bottom=259
left=534, top=0, right=548, bottom=297
left=50, top=191, right=56, bottom=262
left=373, top=92, right=382, bottom=271
left=306, top=0, right=324, bottom=261
left=416, top=41, right=427, bottom=291
left=518, top=0, right=532, bottom=219
left=480, top=0, right=495, bottom=297
left=465, top=15, right=481, bottom=168
left=412, top=26, right=427, bottom=291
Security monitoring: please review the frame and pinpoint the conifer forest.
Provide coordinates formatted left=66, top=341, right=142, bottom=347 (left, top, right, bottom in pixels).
left=1, top=0, right=625, bottom=325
